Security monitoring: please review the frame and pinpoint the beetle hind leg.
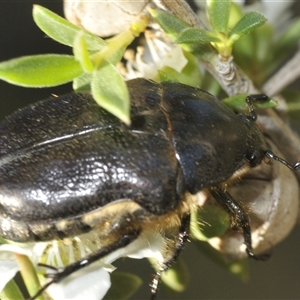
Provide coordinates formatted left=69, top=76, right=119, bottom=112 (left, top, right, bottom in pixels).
left=209, top=186, right=269, bottom=261
left=150, top=214, right=190, bottom=300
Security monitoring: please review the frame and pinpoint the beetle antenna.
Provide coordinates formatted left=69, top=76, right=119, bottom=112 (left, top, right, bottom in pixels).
left=265, top=150, right=300, bottom=170
left=245, top=94, right=269, bottom=121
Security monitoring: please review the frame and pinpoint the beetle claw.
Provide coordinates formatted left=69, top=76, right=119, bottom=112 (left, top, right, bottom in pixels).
left=247, top=249, right=272, bottom=261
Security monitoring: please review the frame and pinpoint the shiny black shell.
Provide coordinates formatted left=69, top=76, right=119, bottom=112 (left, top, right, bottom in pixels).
left=0, top=78, right=266, bottom=241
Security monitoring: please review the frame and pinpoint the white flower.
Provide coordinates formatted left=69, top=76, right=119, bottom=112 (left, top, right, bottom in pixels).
left=0, top=229, right=167, bottom=299
left=121, top=27, right=188, bottom=80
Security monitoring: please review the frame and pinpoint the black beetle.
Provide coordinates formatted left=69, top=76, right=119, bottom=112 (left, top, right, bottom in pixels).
left=0, top=78, right=299, bottom=299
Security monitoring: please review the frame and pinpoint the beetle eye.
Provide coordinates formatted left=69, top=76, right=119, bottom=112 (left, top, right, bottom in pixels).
left=130, top=114, right=146, bottom=130
left=248, top=151, right=265, bottom=167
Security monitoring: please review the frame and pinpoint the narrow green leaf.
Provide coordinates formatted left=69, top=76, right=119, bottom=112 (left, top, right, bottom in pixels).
left=190, top=206, right=230, bottom=242
left=222, top=94, right=277, bottom=110
left=207, top=0, right=231, bottom=34
left=228, top=2, right=243, bottom=30
left=159, top=50, right=202, bottom=87
left=73, top=73, right=92, bottom=91
left=158, top=69, right=179, bottom=83
left=195, top=205, right=231, bottom=240
left=149, top=8, right=213, bottom=58
left=229, top=12, right=267, bottom=44
left=16, top=254, right=44, bottom=300
left=104, top=30, right=135, bottom=65
left=73, top=31, right=94, bottom=72
left=149, top=8, right=191, bottom=41
left=0, top=54, right=83, bottom=87
left=233, top=24, right=273, bottom=85
left=103, top=272, right=142, bottom=300
left=176, top=28, right=220, bottom=44
left=33, top=5, right=106, bottom=51
left=0, top=279, right=24, bottom=300
left=91, top=61, right=130, bottom=124
left=161, top=257, right=190, bottom=292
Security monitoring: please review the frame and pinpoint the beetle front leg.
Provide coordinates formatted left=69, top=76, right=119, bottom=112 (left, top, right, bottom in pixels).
left=29, top=229, right=141, bottom=300
left=209, top=186, right=268, bottom=261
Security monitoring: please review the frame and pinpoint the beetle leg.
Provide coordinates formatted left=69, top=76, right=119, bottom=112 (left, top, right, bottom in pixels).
left=209, top=186, right=268, bottom=261
left=245, top=94, right=269, bottom=120
left=150, top=214, right=190, bottom=300
left=28, top=230, right=141, bottom=300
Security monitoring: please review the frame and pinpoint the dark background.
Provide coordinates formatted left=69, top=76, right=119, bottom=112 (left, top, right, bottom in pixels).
left=1, top=1, right=300, bottom=299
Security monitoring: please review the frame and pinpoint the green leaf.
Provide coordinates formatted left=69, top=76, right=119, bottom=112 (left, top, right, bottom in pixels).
left=222, top=94, right=277, bottom=111
left=207, top=0, right=231, bottom=34
left=16, top=254, right=44, bottom=300
left=73, top=73, right=92, bottom=91
left=149, top=8, right=213, bottom=58
left=232, top=24, right=274, bottom=86
left=158, top=69, right=179, bottom=83
left=229, top=12, right=267, bottom=44
left=176, top=28, right=220, bottom=44
left=33, top=5, right=106, bottom=51
left=104, top=30, right=136, bottom=65
left=73, top=31, right=94, bottom=72
left=0, top=279, right=24, bottom=300
left=148, top=8, right=191, bottom=41
left=191, top=205, right=230, bottom=241
left=91, top=61, right=130, bottom=124
left=158, top=51, right=202, bottom=87
left=161, top=257, right=190, bottom=292
left=0, top=54, right=83, bottom=87
left=198, top=205, right=230, bottom=239
left=228, top=2, right=243, bottom=30
left=103, top=272, right=142, bottom=300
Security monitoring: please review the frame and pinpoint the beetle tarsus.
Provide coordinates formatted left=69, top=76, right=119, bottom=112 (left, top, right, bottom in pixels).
left=38, top=263, right=58, bottom=272
left=210, top=187, right=257, bottom=259
left=247, top=249, right=272, bottom=261
left=245, top=94, right=269, bottom=121
left=27, top=280, right=55, bottom=300
left=150, top=214, right=190, bottom=300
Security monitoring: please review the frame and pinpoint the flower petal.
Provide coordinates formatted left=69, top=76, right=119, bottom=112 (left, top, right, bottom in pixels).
left=0, top=243, right=34, bottom=259
left=46, top=264, right=111, bottom=300
left=104, top=230, right=166, bottom=264
left=158, top=46, right=188, bottom=73
left=0, top=260, right=19, bottom=291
